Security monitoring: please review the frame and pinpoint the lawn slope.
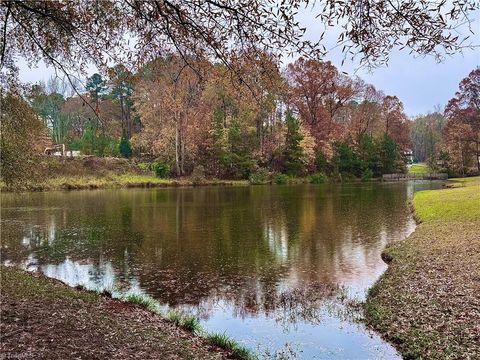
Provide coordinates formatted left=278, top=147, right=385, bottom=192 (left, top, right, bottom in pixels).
left=365, top=177, right=480, bottom=359
left=408, top=163, right=430, bottom=174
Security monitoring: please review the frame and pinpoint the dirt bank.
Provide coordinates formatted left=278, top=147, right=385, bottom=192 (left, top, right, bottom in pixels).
left=0, top=266, right=231, bottom=359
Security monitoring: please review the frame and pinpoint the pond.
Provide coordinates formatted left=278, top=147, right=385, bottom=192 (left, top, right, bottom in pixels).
left=1, top=182, right=441, bottom=359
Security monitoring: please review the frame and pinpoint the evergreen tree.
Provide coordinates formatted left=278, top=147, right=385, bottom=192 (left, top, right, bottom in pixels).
left=28, top=85, right=69, bottom=144
left=333, top=142, right=361, bottom=176
left=85, top=73, right=106, bottom=105
left=357, top=134, right=381, bottom=176
left=380, top=134, right=397, bottom=173
left=109, top=65, right=134, bottom=138
left=211, top=106, right=228, bottom=174
left=119, top=131, right=132, bottom=158
left=282, top=111, right=305, bottom=176
left=226, top=119, right=255, bottom=179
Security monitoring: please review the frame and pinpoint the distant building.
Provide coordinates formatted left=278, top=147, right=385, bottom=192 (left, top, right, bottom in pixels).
left=403, top=149, right=414, bottom=164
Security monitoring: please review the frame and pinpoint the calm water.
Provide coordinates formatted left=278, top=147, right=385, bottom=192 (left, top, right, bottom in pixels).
left=1, top=182, right=441, bottom=359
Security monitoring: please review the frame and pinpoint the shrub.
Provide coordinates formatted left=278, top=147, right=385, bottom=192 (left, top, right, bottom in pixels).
left=273, top=174, right=291, bottom=185
left=309, top=172, right=326, bottom=184
left=465, top=168, right=480, bottom=177
left=68, top=137, right=82, bottom=151
left=191, top=165, right=207, bottom=183
left=103, top=138, right=120, bottom=157
left=137, top=162, right=150, bottom=171
left=248, top=168, right=270, bottom=185
left=151, top=161, right=170, bottom=178
left=361, top=168, right=374, bottom=181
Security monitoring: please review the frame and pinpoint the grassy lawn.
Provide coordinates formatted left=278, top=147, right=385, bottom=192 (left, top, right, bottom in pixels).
left=2, top=173, right=249, bottom=192
left=413, top=182, right=480, bottom=222
left=44, top=173, right=172, bottom=187
left=448, top=176, right=480, bottom=187
left=365, top=177, right=480, bottom=359
left=408, top=163, right=429, bottom=173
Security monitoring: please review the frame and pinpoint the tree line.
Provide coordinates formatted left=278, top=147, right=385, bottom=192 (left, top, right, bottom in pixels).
left=4, top=54, right=420, bottom=182
left=410, top=68, right=480, bottom=176
left=1, top=1, right=478, bottom=186
left=3, top=57, right=479, bottom=186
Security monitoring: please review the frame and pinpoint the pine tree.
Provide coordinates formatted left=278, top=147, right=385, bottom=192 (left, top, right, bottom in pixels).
left=380, top=134, right=397, bottom=173
left=282, top=111, right=305, bottom=176
left=119, top=131, right=132, bottom=158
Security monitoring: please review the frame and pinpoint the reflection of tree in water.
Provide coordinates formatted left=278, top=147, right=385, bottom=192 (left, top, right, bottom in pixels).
left=259, top=283, right=343, bottom=329
left=1, top=183, right=437, bottom=324
left=173, top=278, right=344, bottom=329
left=1, top=192, right=145, bottom=286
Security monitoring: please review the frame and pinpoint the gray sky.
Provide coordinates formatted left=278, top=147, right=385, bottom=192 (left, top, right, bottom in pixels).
left=324, top=48, right=479, bottom=117
left=296, top=6, right=480, bottom=117
left=17, top=8, right=480, bottom=118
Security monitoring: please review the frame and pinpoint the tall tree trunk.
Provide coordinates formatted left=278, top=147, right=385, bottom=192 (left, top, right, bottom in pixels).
left=126, top=105, right=132, bottom=139
left=175, top=121, right=181, bottom=176
left=476, top=141, right=480, bottom=172
left=179, top=115, right=185, bottom=176
left=256, top=117, right=263, bottom=155
left=120, top=95, right=125, bottom=134
left=181, top=132, right=185, bottom=175
left=459, top=139, right=465, bottom=176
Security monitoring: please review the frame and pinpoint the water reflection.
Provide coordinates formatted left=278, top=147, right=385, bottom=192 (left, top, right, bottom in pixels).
left=1, top=182, right=440, bottom=359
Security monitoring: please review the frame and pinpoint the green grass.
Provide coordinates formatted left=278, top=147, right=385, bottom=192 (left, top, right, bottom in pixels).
left=3, top=173, right=250, bottom=192
left=205, top=332, right=255, bottom=360
left=167, top=309, right=184, bottom=325
left=115, top=174, right=172, bottom=184
left=123, top=293, right=161, bottom=314
left=413, top=176, right=480, bottom=222
left=43, top=173, right=171, bottom=187
left=167, top=310, right=202, bottom=334
left=408, top=163, right=429, bottom=173
left=448, top=176, right=480, bottom=186
left=180, top=314, right=202, bottom=333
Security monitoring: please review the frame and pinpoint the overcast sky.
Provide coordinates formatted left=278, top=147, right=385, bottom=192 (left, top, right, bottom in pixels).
left=17, top=7, right=480, bottom=118
left=321, top=47, right=478, bottom=117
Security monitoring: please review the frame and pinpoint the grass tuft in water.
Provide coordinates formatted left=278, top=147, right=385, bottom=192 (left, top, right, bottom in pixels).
left=181, top=314, right=201, bottom=333
left=123, top=293, right=161, bottom=314
left=167, top=310, right=202, bottom=334
left=167, top=309, right=183, bottom=325
left=206, top=332, right=255, bottom=360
